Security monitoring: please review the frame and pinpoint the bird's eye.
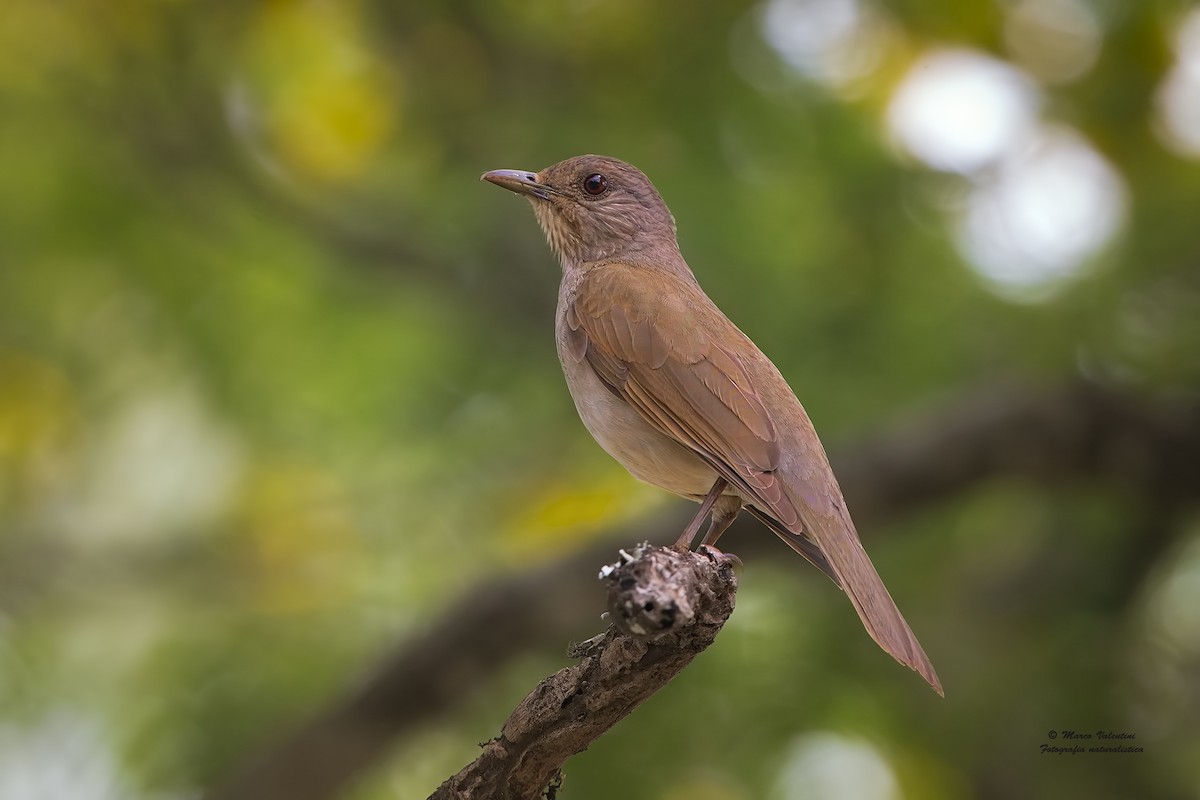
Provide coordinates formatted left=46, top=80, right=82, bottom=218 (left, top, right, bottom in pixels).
left=582, top=173, right=608, bottom=196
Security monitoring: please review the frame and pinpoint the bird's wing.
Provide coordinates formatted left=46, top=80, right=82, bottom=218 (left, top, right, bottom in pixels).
left=566, top=264, right=942, bottom=695
left=565, top=264, right=803, bottom=528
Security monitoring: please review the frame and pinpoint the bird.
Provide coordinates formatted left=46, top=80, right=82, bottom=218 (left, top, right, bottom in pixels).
left=482, top=155, right=942, bottom=695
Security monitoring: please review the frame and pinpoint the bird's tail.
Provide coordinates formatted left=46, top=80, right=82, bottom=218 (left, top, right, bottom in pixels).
left=768, top=508, right=943, bottom=696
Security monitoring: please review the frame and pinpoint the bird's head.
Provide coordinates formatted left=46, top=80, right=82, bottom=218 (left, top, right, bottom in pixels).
left=482, top=155, right=679, bottom=268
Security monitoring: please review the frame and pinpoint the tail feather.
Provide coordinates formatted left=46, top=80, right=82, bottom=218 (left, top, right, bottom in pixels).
left=804, top=511, right=943, bottom=696
left=757, top=502, right=943, bottom=696
left=837, top=533, right=943, bottom=695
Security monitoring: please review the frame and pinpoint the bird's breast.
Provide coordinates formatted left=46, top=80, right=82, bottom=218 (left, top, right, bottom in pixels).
left=554, top=296, right=717, bottom=499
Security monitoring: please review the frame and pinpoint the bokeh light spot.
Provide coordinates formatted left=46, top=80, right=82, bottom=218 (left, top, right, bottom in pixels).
left=1155, top=8, right=1200, bottom=158
left=1003, top=0, right=1103, bottom=85
left=759, top=0, right=888, bottom=90
left=772, top=732, right=900, bottom=800
left=957, top=126, right=1126, bottom=301
left=887, top=49, right=1040, bottom=174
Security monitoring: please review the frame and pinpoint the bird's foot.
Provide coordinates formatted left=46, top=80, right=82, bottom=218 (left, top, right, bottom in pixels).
left=698, top=544, right=742, bottom=570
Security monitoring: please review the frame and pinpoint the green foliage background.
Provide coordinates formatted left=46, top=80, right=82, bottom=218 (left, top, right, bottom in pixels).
left=0, top=1, right=1197, bottom=798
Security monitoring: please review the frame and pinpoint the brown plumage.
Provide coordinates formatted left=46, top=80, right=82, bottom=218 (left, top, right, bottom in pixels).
left=483, top=155, right=942, bottom=696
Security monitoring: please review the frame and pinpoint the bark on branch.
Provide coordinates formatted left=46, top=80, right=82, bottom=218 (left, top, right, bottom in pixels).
left=430, top=544, right=739, bottom=800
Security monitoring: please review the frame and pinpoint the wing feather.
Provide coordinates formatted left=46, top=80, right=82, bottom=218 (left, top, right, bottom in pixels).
left=568, top=266, right=798, bottom=528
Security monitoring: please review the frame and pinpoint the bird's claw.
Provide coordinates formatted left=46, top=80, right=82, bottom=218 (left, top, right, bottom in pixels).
left=698, top=544, right=742, bottom=570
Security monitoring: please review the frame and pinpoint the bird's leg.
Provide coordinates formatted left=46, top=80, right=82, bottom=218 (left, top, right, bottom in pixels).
left=701, top=495, right=742, bottom=548
left=673, top=477, right=728, bottom=550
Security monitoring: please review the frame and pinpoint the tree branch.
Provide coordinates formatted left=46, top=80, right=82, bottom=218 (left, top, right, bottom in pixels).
left=430, top=544, right=738, bottom=800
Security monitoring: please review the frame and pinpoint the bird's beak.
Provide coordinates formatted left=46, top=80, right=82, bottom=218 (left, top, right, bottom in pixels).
left=481, top=168, right=556, bottom=200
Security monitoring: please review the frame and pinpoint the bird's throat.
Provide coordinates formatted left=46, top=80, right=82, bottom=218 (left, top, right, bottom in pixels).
left=530, top=198, right=580, bottom=269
